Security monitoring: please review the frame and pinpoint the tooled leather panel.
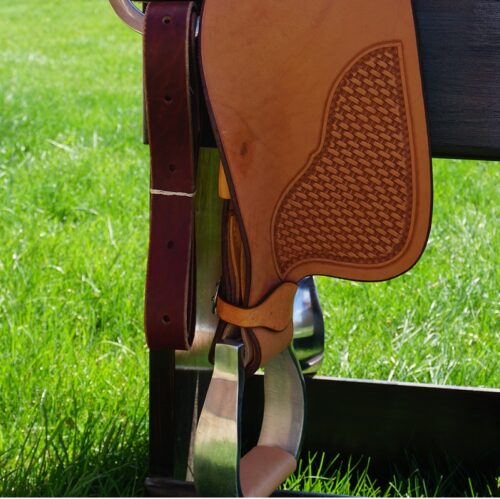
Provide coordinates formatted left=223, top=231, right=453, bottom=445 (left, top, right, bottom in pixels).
left=274, top=44, right=413, bottom=276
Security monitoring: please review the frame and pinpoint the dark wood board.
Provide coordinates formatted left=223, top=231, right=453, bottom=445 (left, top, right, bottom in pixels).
left=149, top=349, right=175, bottom=478
left=413, top=0, right=500, bottom=159
left=149, top=366, right=499, bottom=496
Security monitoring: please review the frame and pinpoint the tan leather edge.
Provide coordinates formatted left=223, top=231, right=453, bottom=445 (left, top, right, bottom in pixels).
left=240, top=446, right=297, bottom=497
left=218, top=161, right=231, bottom=199
left=239, top=233, right=247, bottom=302
left=270, top=40, right=431, bottom=284
left=255, top=321, right=294, bottom=368
left=228, top=214, right=242, bottom=303
left=216, top=282, right=297, bottom=332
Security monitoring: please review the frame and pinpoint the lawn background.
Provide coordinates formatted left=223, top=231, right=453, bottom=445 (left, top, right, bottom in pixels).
left=0, top=0, right=498, bottom=496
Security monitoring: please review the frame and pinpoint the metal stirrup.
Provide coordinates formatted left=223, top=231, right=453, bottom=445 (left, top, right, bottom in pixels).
left=194, top=341, right=306, bottom=496
left=109, top=0, right=144, bottom=34
left=108, top=1, right=201, bottom=39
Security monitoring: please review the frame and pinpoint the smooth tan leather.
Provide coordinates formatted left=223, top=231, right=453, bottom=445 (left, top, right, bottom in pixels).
left=240, top=446, right=297, bottom=497
left=201, top=0, right=432, bottom=372
left=216, top=282, right=297, bottom=332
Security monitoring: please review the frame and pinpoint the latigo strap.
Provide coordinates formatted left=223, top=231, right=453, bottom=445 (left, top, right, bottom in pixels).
left=143, top=2, right=198, bottom=350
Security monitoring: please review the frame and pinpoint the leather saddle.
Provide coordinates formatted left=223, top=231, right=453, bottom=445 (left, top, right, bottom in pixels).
left=142, top=0, right=432, bottom=495
left=202, top=0, right=432, bottom=376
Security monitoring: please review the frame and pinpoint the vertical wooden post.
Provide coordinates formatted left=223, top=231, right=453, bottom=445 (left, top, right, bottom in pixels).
left=149, top=349, right=176, bottom=478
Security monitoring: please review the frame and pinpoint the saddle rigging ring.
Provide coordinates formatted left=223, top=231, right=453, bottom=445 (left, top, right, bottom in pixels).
left=109, top=0, right=144, bottom=34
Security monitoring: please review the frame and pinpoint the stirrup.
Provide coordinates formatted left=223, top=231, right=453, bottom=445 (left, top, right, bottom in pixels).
left=194, top=341, right=306, bottom=497
left=108, top=0, right=144, bottom=33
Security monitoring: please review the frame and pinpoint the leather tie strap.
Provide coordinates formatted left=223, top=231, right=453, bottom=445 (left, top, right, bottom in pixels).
left=216, top=282, right=298, bottom=332
left=143, top=2, right=198, bottom=350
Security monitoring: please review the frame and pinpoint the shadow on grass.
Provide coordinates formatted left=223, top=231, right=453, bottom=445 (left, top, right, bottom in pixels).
left=2, top=419, right=498, bottom=497
left=283, top=452, right=499, bottom=497
left=0, top=410, right=148, bottom=497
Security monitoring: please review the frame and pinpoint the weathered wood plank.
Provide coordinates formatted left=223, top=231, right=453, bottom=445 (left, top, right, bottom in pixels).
left=149, top=349, right=176, bottom=478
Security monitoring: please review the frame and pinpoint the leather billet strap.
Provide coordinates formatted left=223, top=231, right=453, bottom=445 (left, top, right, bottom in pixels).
left=215, top=278, right=298, bottom=373
left=143, top=2, right=198, bottom=350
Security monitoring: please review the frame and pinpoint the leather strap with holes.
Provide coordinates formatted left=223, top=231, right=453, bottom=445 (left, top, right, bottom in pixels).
left=143, top=1, right=198, bottom=350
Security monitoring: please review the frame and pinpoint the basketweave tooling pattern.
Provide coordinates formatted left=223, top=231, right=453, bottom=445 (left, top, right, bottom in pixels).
left=274, top=45, right=413, bottom=275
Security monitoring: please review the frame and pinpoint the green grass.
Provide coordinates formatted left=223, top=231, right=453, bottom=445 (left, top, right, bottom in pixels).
left=283, top=453, right=498, bottom=497
left=316, top=157, right=499, bottom=387
left=0, top=0, right=498, bottom=496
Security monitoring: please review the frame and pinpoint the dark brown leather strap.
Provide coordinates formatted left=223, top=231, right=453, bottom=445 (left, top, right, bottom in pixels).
left=143, top=1, right=198, bottom=350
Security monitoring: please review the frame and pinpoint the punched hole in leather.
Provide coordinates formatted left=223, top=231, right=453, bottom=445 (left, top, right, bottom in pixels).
left=143, top=1, right=198, bottom=351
